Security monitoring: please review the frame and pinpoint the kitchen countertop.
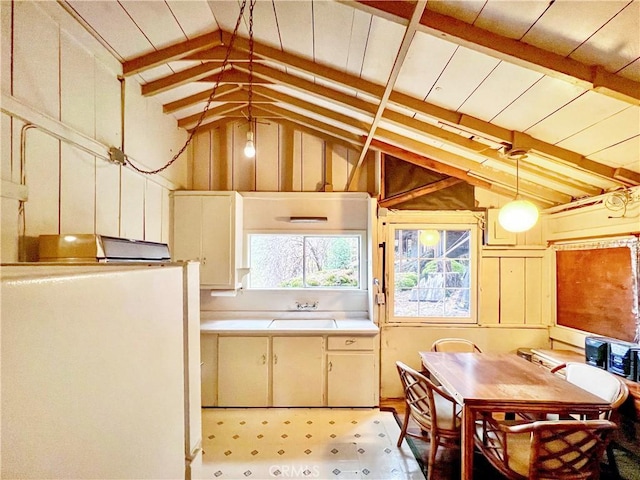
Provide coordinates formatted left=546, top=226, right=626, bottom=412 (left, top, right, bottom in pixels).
left=200, top=313, right=379, bottom=335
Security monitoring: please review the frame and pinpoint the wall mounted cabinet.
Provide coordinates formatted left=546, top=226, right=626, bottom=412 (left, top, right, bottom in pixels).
left=171, top=191, right=244, bottom=289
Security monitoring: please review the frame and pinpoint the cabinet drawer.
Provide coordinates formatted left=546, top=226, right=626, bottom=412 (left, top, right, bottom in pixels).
left=327, top=336, right=374, bottom=351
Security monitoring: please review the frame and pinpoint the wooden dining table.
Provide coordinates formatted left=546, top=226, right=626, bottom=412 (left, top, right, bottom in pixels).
left=419, top=352, right=611, bottom=480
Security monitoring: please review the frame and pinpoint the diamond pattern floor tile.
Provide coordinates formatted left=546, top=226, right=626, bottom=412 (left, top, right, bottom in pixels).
left=199, top=408, right=425, bottom=480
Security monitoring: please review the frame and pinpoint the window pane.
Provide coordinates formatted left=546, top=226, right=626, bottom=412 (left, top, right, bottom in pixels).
left=393, top=228, right=471, bottom=319
left=249, top=234, right=360, bottom=289
left=249, top=235, right=303, bottom=288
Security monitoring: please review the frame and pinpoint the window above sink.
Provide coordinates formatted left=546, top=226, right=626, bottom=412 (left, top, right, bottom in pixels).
left=247, top=233, right=365, bottom=290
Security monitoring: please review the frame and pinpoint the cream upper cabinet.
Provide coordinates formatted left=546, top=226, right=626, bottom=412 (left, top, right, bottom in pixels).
left=217, top=336, right=269, bottom=407
left=171, top=191, right=243, bottom=289
left=272, top=336, right=324, bottom=407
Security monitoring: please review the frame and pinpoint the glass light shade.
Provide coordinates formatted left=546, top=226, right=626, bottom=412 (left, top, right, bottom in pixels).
left=419, top=229, right=440, bottom=246
left=244, top=131, right=255, bottom=158
left=498, top=199, right=539, bottom=233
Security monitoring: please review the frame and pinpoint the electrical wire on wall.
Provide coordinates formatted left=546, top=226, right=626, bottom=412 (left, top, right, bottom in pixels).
left=124, top=0, right=252, bottom=176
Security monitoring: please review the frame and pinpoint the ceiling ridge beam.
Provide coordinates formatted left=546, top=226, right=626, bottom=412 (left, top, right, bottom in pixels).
left=348, top=0, right=428, bottom=191
left=123, top=30, right=223, bottom=76
left=353, top=1, right=640, bottom=105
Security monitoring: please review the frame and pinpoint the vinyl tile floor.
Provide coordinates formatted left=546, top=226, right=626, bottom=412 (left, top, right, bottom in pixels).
left=197, top=408, right=426, bottom=480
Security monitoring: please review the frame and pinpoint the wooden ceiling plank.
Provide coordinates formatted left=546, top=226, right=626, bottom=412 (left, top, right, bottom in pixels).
left=348, top=0, right=428, bottom=191
left=353, top=1, right=640, bottom=105
left=123, top=30, right=223, bottom=76
left=379, top=177, right=464, bottom=208
left=163, top=84, right=240, bottom=114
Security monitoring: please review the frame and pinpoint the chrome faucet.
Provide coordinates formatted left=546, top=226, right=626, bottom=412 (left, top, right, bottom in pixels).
left=296, top=301, right=318, bottom=311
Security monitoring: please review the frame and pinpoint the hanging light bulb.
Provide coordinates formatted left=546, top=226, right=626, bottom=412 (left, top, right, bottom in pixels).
left=244, top=129, right=255, bottom=158
left=498, top=152, right=539, bottom=233
left=419, top=229, right=440, bottom=246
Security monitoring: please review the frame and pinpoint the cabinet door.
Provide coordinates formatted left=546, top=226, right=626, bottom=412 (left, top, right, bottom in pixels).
left=172, top=196, right=202, bottom=263
left=217, top=337, right=269, bottom=407
left=327, top=353, right=376, bottom=407
left=200, top=195, right=233, bottom=286
left=273, top=337, right=324, bottom=407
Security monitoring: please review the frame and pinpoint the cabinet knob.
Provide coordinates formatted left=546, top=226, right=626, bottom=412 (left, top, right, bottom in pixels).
left=274, top=354, right=278, bottom=365
left=328, top=361, right=333, bottom=372
left=261, top=354, right=266, bottom=365
left=345, top=339, right=356, bottom=345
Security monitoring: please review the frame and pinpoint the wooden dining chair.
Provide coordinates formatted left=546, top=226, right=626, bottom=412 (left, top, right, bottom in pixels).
left=549, top=362, right=629, bottom=478
left=430, top=337, right=482, bottom=353
left=396, top=361, right=462, bottom=480
left=475, top=415, right=617, bottom=480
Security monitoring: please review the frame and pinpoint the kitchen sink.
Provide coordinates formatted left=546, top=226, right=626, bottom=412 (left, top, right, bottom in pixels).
left=268, top=319, right=337, bottom=329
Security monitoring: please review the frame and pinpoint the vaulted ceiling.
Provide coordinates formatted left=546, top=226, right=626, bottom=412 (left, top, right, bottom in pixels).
left=61, top=0, right=640, bottom=207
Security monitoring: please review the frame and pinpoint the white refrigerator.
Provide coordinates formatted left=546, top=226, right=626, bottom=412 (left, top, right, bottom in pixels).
left=1, top=262, right=202, bottom=479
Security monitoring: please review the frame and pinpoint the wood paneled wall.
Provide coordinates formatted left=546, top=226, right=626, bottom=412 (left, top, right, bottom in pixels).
left=0, top=2, right=188, bottom=262
left=191, top=121, right=376, bottom=194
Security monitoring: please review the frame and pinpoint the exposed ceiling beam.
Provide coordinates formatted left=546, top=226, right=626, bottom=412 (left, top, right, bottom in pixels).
left=218, top=31, right=632, bottom=187
left=163, top=84, right=241, bottom=114
left=379, top=177, right=464, bottom=208
left=258, top=103, right=364, bottom=145
left=370, top=139, right=492, bottom=190
left=178, top=102, right=246, bottom=129
left=373, top=133, right=569, bottom=205
left=142, top=63, right=226, bottom=96
left=251, top=85, right=372, bottom=133
left=352, top=1, right=640, bottom=105
left=123, top=30, right=223, bottom=76
left=348, top=0, right=427, bottom=191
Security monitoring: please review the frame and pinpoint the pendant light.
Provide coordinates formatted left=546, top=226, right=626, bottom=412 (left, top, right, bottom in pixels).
left=244, top=0, right=256, bottom=158
left=498, top=152, right=539, bottom=233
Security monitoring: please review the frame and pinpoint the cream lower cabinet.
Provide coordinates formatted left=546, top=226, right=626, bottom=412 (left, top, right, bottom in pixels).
left=273, top=337, right=324, bottom=406
left=210, top=334, right=378, bottom=407
left=217, top=336, right=269, bottom=407
left=326, top=336, right=377, bottom=407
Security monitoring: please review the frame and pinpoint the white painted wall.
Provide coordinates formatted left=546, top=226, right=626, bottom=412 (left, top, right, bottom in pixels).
left=0, top=1, right=188, bottom=262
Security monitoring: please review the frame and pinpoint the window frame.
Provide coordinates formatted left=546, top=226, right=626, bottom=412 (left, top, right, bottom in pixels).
left=386, top=221, right=479, bottom=325
left=245, top=230, right=368, bottom=291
